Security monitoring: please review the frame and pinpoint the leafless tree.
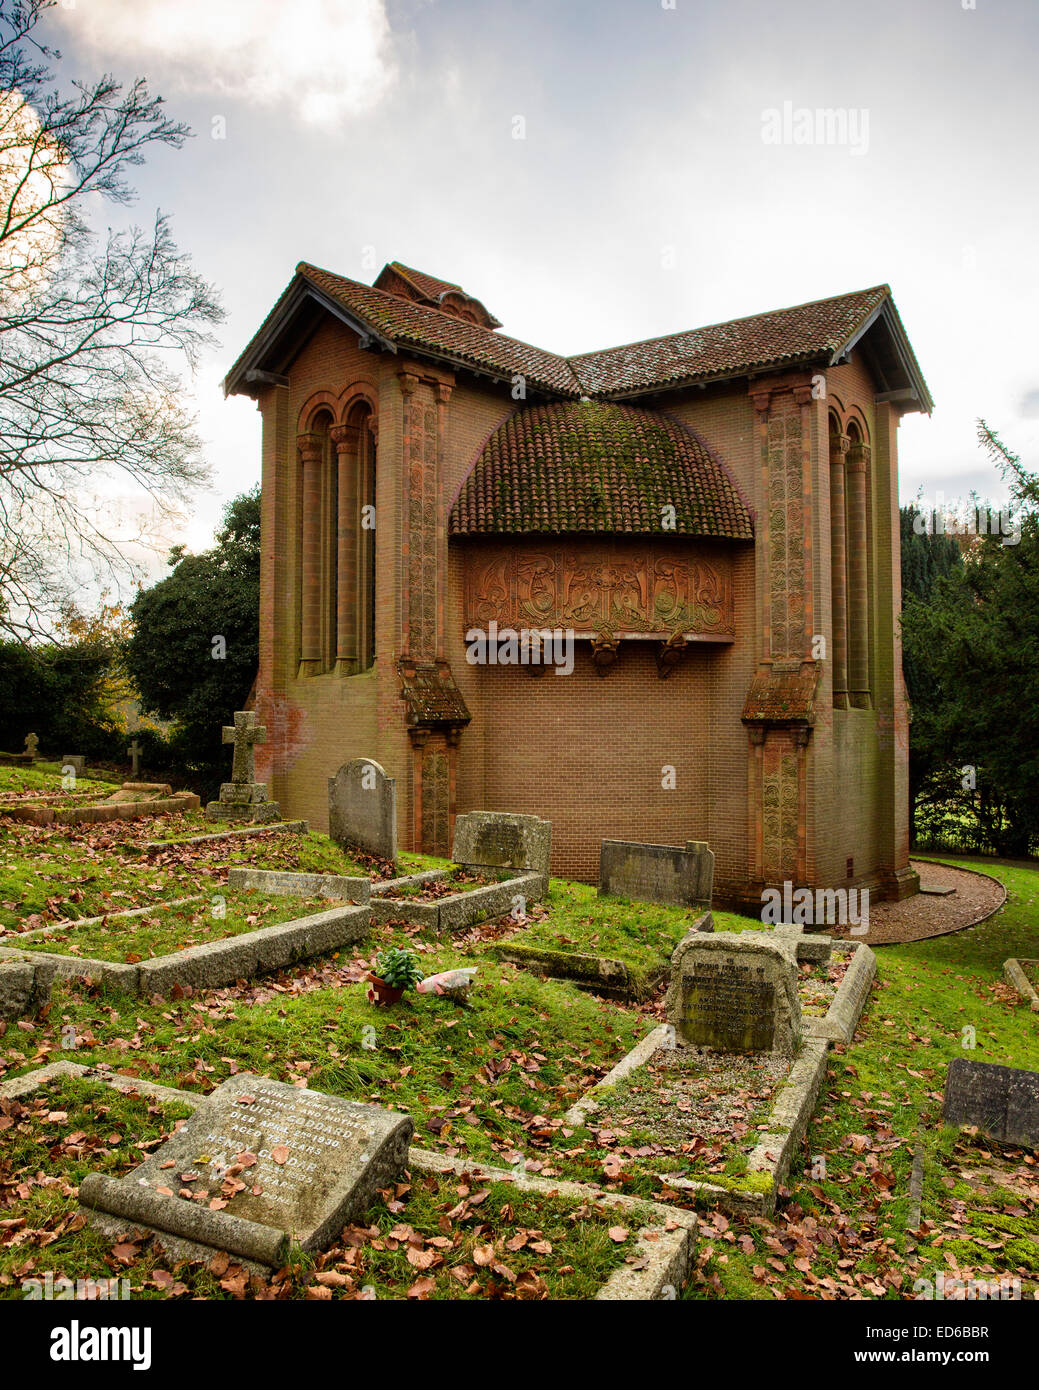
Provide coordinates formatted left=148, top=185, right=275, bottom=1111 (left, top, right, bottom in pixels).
left=0, top=0, right=223, bottom=639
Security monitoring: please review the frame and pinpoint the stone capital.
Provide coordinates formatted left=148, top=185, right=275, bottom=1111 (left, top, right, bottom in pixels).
left=847, top=441, right=871, bottom=471
left=296, top=431, right=324, bottom=463
left=397, top=371, right=419, bottom=398
left=329, top=423, right=359, bottom=452
left=829, top=432, right=851, bottom=460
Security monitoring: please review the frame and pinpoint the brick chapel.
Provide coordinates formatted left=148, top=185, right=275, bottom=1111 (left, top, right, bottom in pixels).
left=224, top=260, right=932, bottom=908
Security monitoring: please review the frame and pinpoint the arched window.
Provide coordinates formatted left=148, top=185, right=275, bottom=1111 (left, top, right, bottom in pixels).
left=298, top=400, right=376, bottom=677
left=844, top=420, right=872, bottom=706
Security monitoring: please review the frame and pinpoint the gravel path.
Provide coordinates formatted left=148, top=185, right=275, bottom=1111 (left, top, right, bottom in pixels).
left=827, top=859, right=1006, bottom=946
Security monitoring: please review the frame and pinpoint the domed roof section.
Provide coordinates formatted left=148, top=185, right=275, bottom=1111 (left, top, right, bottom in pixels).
left=449, top=400, right=753, bottom=539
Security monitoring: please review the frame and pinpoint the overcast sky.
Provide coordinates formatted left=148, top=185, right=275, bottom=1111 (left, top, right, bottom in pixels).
left=43, top=0, right=1039, bottom=572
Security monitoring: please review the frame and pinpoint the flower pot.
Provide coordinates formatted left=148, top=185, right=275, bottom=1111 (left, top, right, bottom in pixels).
left=366, top=972, right=404, bottom=1006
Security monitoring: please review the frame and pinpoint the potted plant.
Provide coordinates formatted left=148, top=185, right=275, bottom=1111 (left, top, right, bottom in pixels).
left=367, top=946, right=424, bottom=1006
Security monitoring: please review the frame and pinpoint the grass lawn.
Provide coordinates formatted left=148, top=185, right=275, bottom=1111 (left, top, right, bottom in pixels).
left=1, top=802, right=1036, bottom=1301
left=0, top=762, right=122, bottom=802
left=12, top=892, right=343, bottom=963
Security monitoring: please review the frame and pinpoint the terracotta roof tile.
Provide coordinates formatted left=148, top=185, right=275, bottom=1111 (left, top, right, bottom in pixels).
left=569, top=286, right=890, bottom=396
left=298, top=262, right=580, bottom=396
left=449, top=400, right=753, bottom=539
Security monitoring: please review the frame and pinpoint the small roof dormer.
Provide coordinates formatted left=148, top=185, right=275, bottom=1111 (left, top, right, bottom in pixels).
left=373, top=260, right=502, bottom=329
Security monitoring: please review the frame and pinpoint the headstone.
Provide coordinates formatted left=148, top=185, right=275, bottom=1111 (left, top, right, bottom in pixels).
left=79, top=1074, right=413, bottom=1267
left=23, top=732, right=38, bottom=761
left=665, top=929, right=801, bottom=1055
left=452, top=810, right=552, bottom=885
left=61, top=754, right=86, bottom=777
left=328, top=759, right=397, bottom=863
left=205, top=711, right=281, bottom=822
left=943, top=1058, right=1039, bottom=1150
left=127, top=738, right=142, bottom=777
left=599, top=838, right=714, bottom=909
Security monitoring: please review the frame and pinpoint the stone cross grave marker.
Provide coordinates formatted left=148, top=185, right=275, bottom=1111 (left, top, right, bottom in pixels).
left=943, top=1058, right=1039, bottom=1150
left=23, top=732, right=38, bottom=760
left=127, top=738, right=142, bottom=777
left=79, top=1074, right=413, bottom=1267
left=205, top=710, right=281, bottom=822
left=665, top=929, right=801, bottom=1055
left=225, top=710, right=265, bottom=783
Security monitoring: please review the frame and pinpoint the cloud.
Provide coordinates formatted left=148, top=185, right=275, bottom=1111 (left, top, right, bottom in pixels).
left=1019, top=389, right=1039, bottom=419
left=51, top=0, right=397, bottom=125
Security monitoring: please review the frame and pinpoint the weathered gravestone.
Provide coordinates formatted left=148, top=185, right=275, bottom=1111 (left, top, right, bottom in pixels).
left=205, top=711, right=281, bottom=823
left=599, top=838, right=714, bottom=909
left=23, top=732, right=38, bottom=762
left=127, top=737, right=142, bottom=777
left=61, top=754, right=86, bottom=777
left=328, top=759, right=397, bottom=863
left=665, top=930, right=801, bottom=1055
left=79, top=1074, right=413, bottom=1267
left=943, top=1058, right=1039, bottom=1150
left=452, top=810, right=552, bottom=887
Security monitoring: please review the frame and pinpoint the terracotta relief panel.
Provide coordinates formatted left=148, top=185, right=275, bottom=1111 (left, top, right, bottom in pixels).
left=462, top=543, right=734, bottom=638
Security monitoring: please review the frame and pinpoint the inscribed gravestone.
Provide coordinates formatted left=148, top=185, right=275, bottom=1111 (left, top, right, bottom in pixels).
left=452, top=811, right=552, bottom=884
left=599, top=839, right=714, bottom=909
left=665, top=930, right=801, bottom=1055
left=205, top=711, right=281, bottom=823
left=79, top=1074, right=413, bottom=1267
left=61, top=754, right=86, bottom=777
left=943, top=1058, right=1039, bottom=1150
left=328, top=759, right=397, bottom=863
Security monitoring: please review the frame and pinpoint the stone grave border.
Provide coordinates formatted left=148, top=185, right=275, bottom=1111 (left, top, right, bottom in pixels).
left=495, top=909, right=714, bottom=1001
left=369, top=869, right=545, bottom=933
left=4, top=791, right=200, bottom=828
left=0, top=901, right=369, bottom=1006
left=223, top=863, right=541, bottom=933
left=0, top=1062, right=698, bottom=1299
left=228, top=867, right=370, bottom=904
left=560, top=940, right=876, bottom=1218
left=1003, top=958, right=1039, bottom=1013
left=134, top=820, right=309, bottom=853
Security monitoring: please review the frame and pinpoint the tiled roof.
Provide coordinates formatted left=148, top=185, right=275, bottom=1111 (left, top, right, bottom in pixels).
left=449, top=400, right=753, bottom=539
left=569, top=286, right=891, bottom=396
left=388, top=262, right=463, bottom=301
left=297, top=263, right=581, bottom=397
left=741, top=667, right=820, bottom=725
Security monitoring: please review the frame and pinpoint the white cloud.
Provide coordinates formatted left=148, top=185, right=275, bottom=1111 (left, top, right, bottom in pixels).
left=52, top=0, right=397, bottom=125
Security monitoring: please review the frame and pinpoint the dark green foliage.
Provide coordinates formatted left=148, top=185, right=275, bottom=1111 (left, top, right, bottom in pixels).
left=0, top=636, right=123, bottom=759
left=901, top=424, right=1039, bottom=858
left=124, top=489, right=260, bottom=789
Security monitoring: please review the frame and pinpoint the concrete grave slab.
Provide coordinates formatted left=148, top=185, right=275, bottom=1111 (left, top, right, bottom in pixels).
left=79, top=1073, right=413, bottom=1267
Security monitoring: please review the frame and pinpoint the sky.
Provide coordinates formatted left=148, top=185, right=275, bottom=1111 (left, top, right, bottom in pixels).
left=39, top=0, right=1039, bottom=577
